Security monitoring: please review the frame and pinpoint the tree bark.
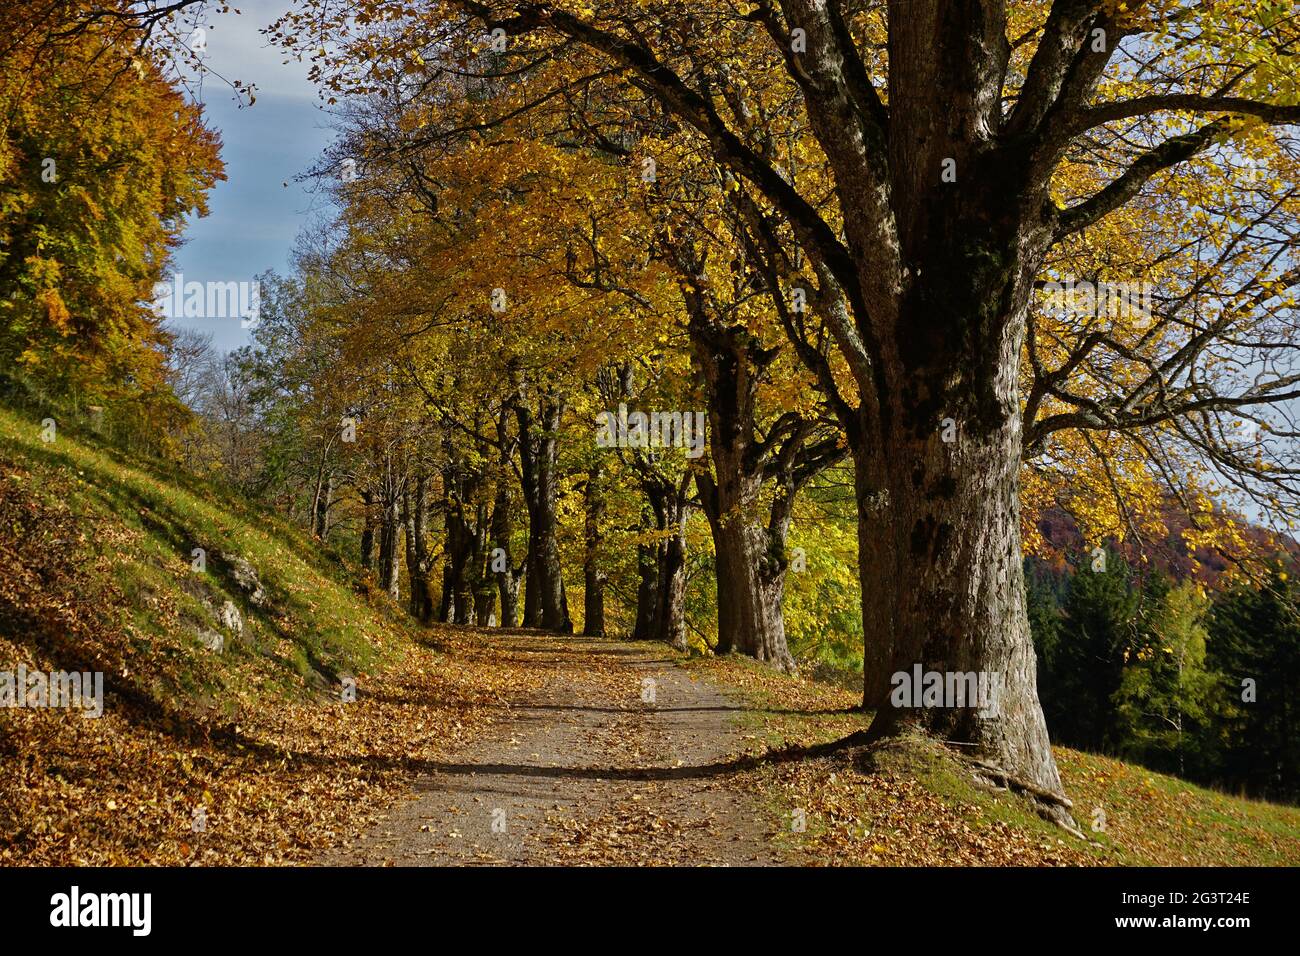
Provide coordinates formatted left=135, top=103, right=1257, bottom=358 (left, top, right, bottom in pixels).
left=640, top=477, right=690, bottom=651
left=443, top=498, right=474, bottom=626
left=359, top=489, right=376, bottom=571
left=689, top=307, right=800, bottom=671
left=521, top=552, right=539, bottom=626
left=472, top=501, right=496, bottom=625
left=848, top=206, right=1066, bottom=811
left=631, top=508, right=660, bottom=642
left=581, top=462, right=606, bottom=637
left=710, top=527, right=739, bottom=655
left=489, top=481, right=523, bottom=628
left=515, top=388, right=572, bottom=632
left=439, top=468, right=468, bottom=624
left=852, top=402, right=1063, bottom=802
left=377, top=451, right=403, bottom=601
left=702, top=482, right=796, bottom=671
left=656, top=505, right=689, bottom=652
left=404, top=474, right=436, bottom=623
left=378, top=495, right=401, bottom=601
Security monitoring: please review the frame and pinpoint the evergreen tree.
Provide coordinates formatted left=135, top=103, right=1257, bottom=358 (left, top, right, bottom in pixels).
left=1207, top=569, right=1300, bottom=801
left=1025, top=557, right=1065, bottom=731
left=1050, top=548, right=1137, bottom=752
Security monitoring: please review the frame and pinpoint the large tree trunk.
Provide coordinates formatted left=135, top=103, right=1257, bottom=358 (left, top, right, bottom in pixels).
left=707, top=495, right=796, bottom=671
left=639, top=479, right=690, bottom=651
left=581, top=462, right=606, bottom=637
left=489, top=482, right=522, bottom=628
left=522, top=551, right=540, bottom=626
left=377, top=495, right=401, bottom=601
left=690, top=310, right=798, bottom=671
left=697, top=468, right=797, bottom=671
left=834, top=7, right=1065, bottom=814
left=452, top=547, right=472, bottom=625
left=711, top=532, right=739, bottom=655
left=439, top=482, right=467, bottom=624
left=582, top=563, right=605, bottom=637
left=656, top=509, right=688, bottom=652
left=472, top=501, right=496, bottom=626
left=515, top=390, right=572, bottom=633
left=849, top=212, right=1067, bottom=813
left=359, top=489, right=376, bottom=571
left=631, top=514, right=660, bottom=642
left=518, top=404, right=542, bottom=629
left=438, top=559, right=456, bottom=624
left=404, top=475, right=436, bottom=623
left=853, top=407, right=1062, bottom=805
left=403, top=489, right=420, bottom=613
left=533, top=402, right=570, bottom=633
left=445, top=508, right=474, bottom=626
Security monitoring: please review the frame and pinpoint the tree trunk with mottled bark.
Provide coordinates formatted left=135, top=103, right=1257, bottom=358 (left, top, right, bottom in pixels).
left=377, top=493, right=401, bottom=602
left=404, top=474, right=436, bottom=623
left=515, top=390, right=572, bottom=633
left=687, top=300, right=810, bottom=672
left=489, top=482, right=522, bottom=628
left=631, top=512, right=659, bottom=642
left=581, top=462, right=606, bottom=637
left=359, top=489, right=376, bottom=572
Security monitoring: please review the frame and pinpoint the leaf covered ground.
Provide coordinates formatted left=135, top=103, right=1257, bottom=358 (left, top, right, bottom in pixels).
left=687, top=654, right=1300, bottom=866
left=3, top=405, right=1299, bottom=866
left=0, top=407, right=547, bottom=865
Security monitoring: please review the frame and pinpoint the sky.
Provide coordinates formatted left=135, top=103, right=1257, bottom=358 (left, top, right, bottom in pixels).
left=167, top=0, right=335, bottom=352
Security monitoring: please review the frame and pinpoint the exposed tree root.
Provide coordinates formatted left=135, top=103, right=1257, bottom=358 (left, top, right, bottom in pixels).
left=965, top=757, right=1087, bottom=837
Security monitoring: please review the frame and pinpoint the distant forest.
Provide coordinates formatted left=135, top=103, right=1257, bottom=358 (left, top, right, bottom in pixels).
left=1028, top=528, right=1300, bottom=802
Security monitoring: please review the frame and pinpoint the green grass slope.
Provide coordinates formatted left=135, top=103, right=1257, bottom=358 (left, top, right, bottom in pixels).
left=0, top=403, right=405, bottom=712
left=0, top=403, right=435, bottom=864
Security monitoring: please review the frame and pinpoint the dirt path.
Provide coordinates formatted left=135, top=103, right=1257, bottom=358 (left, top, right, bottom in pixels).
left=322, top=632, right=778, bottom=866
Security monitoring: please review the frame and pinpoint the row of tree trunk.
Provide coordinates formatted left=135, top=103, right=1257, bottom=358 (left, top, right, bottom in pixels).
left=345, top=320, right=841, bottom=677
